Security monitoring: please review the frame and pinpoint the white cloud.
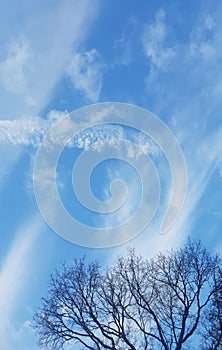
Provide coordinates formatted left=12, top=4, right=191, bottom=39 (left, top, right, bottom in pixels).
left=0, top=111, right=68, bottom=147
left=107, top=127, right=222, bottom=260
left=0, top=0, right=100, bottom=195
left=107, top=5, right=222, bottom=257
left=142, top=9, right=175, bottom=70
left=114, top=37, right=133, bottom=66
left=142, top=6, right=222, bottom=116
left=66, top=49, right=105, bottom=102
left=0, top=215, right=43, bottom=350
left=34, top=113, right=218, bottom=261
left=189, top=15, right=217, bottom=61
left=0, top=110, right=67, bottom=189
left=97, top=166, right=141, bottom=228
left=0, top=114, right=160, bottom=162
left=167, top=112, right=222, bottom=254
left=0, top=37, right=30, bottom=98
left=113, top=17, right=138, bottom=66
left=0, top=0, right=100, bottom=119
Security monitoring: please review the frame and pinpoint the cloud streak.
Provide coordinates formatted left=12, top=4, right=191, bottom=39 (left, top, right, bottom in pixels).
left=0, top=0, right=101, bottom=196
left=0, top=111, right=67, bottom=146
left=0, top=215, right=43, bottom=350
left=0, top=112, right=160, bottom=159
left=133, top=6, right=222, bottom=256
left=0, top=0, right=100, bottom=119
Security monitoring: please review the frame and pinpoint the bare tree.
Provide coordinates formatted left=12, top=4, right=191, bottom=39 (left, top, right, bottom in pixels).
left=33, top=239, right=221, bottom=350
left=201, top=271, right=222, bottom=350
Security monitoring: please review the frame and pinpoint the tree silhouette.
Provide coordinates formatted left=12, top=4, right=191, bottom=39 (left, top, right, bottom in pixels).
left=201, top=270, right=222, bottom=350
left=33, top=239, right=221, bottom=350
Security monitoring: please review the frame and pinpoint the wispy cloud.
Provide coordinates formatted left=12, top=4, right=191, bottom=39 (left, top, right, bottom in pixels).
left=189, top=14, right=217, bottom=61
left=0, top=0, right=100, bottom=119
left=107, top=126, right=222, bottom=261
left=141, top=9, right=175, bottom=71
left=0, top=0, right=101, bottom=195
left=83, top=6, right=222, bottom=261
left=113, top=17, right=138, bottom=66
left=0, top=215, right=43, bottom=349
left=66, top=49, right=105, bottom=102
left=0, top=37, right=30, bottom=98
left=135, top=6, right=222, bottom=255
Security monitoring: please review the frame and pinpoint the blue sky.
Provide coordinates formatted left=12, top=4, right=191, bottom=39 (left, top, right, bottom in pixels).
left=0, top=0, right=222, bottom=348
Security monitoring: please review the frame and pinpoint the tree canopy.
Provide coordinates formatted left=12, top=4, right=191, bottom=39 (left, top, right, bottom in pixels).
left=33, top=239, right=222, bottom=350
